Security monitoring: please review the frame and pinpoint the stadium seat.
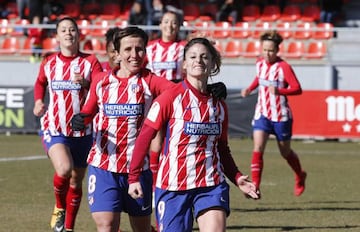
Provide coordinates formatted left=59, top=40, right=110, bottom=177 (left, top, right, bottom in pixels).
left=82, top=2, right=102, bottom=19
left=5, top=2, right=20, bottom=19
left=63, top=3, right=81, bottom=18
left=101, top=3, right=121, bottom=20
left=280, top=5, right=302, bottom=22
left=90, top=20, right=110, bottom=37
left=42, top=37, right=59, bottom=55
left=83, top=38, right=105, bottom=55
left=9, top=19, right=30, bottom=36
left=115, top=20, right=129, bottom=29
left=200, top=3, right=218, bottom=21
left=260, top=5, right=281, bottom=22
left=232, top=22, right=251, bottom=39
left=76, top=19, right=91, bottom=40
left=304, top=41, right=327, bottom=59
left=243, top=40, right=261, bottom=58
left=224, top=40, right=243, bottom=58
left=301, top=5, right=321, bottom=22
left=276, top=21, right=294, bottom=39
left=282, top=41, right=305, bottom=59
left=242, top=5, right=260, bottom=22
left=20, top=37, right=33, bottom=55
left=183, top=4, right=201, bottom=21
left=312, top=23, right=334, bottom=40
left=0, top=37, right=21, bottom=55
left=213, top=21, right=231, bottom=39
left=288, top=0, right=305, bottom=3
left=193, top=21, right=214, bottom=37
left=252, top=21, right=272, bottom=39
left=293, top=22, right=313, bottom=40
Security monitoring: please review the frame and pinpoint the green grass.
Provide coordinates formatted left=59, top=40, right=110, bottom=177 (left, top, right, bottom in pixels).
left=0, top=134, right=359, bottom=231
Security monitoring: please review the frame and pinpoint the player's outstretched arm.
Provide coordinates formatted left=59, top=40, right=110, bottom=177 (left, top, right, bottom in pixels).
left=236, top=175, right=260, bottom=199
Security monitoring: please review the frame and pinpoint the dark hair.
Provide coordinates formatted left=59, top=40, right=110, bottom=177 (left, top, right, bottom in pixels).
left=260, top=30, right=283, bottom=48
left=113, top=26, right=149, bottom=52
left=55, top=17, right=79, bottom=34
left=184, top=37, right=221, bottom=77
left=161, top=10, right=182, bottom=26
left=105, top=27, right=122, bottom=48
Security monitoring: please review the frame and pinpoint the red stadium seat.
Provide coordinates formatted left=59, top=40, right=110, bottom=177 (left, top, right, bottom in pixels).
left=252, top=21, right=272, bottom=39
left=42, top=37, right=59, bottom=55
left=312, top=23, right=334, bottom=40
left=243, top=40, right=261, bottom=58
left=193, top=21, right=214, bottom=37
left=20, top=37, right=33, bottom=55
left=101, top=3, right=121, bottom=20
left=83, top=38, right=105, bottom=55
left=282, top=41, right=305, bottom=59
left=213, top=40, right=224, bottom=54
left=183, top=4, right=201, bottom=21
left=260, top=5, right=281, bottom=22
left=304, top=41, right=327, bottom=59
left=9, top=19, right=30, bottom=36
left=276, top=21, right=294, bottom=39
left=242, top=5, right=260, bottom=22
left=0, top=37, right=21, bottom=54
left=301, top=5, right=321, bottom=22
left=213, top=21, right=231, bottom=39
left=200, top=3, right=218, bottom=21
left=280, top=5, right=302, bottom=22
left=224, top=40, right=243, bottom=58
left=232, top=22, right=251, bottom=39
left=76, top=19, right=91, bottom=40
left=63, top=3, right=81, bottom=18
left=293, top=22, right=313, bottom=40
left=90, top=20, right=110, bottom=37
left=82, top=2, right=102, bottom=19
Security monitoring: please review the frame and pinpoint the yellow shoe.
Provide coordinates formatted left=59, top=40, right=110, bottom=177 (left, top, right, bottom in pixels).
left=50, top=205, right=65, bottom=229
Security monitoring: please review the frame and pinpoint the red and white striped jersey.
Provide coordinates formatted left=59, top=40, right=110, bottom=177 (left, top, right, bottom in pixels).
left=250, top=57, right=302, bottom=122
left=146, top=39, right=186, bottom=81
left=144, top=80, right=228, bottom=191
left=83, top=69, right=175, bottom=173
left=33, top=52, right=103, bottom=137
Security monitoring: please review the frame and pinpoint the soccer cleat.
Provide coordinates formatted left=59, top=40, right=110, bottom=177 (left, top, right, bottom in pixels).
left=294, top=171, right=307, bottom=196
left=50, top=205, right=63, bottom=228
left=53, top=209, right=66, bottom=232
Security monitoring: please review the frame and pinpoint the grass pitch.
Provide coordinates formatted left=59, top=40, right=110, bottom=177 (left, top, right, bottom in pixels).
left=0, top=134, right=359, bottom=231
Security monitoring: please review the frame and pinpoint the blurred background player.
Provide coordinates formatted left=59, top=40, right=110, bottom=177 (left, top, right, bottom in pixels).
left=32, top=17, right=103, bottom=232
left=241, top=30, right=307, bottom=198
left=102, top=27, right=122, bottom=72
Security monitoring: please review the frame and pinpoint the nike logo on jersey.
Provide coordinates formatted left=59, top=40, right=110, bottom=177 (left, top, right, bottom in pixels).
left=220, top=197, right=226, bottom=203
left=142, top=205, right=151, bottom=211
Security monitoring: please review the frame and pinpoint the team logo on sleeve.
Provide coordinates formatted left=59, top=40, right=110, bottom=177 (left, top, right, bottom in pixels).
left=104, top=103, right=144, bottom=116
left=184, top=122, right=220, bottom=135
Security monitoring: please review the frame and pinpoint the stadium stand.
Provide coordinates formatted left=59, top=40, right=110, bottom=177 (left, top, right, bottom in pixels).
left=242, top=4, right=261, bottom=22
left=213, top=21, right=231, bottom=39
left=260, top=5, right=281, bottom=22
left=279, top=5, right=302, bottom=22
left=304, top=41, right=327, bottom=59
left=224, top=40, right=243, bottom=58
left=282, top=41, right=305, bottom=59
left=232, top=22, right=251, bottom=39
left=0, top=37, right=21, bottom=55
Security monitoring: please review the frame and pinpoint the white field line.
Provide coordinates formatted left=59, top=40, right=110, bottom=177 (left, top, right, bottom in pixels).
left=0, top=155, right=46, bottom=162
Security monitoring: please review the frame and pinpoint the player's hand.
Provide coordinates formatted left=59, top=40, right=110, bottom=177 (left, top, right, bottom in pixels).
left=241, top=88, right=251, bottom=97
left=128, top=182, right=144, bottom=199
left=33, top=99, right=46, bottom=116
left=71, top=113, right=87, bottom=131
left=208, top=82, right=227, bottom=100
left=237, top=175, right=260, bottom=200
left=268, top=85, right=278, bottom=95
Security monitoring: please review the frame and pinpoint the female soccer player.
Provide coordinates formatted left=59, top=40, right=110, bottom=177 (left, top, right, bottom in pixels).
left=241, top=30, right=307, bottom=198
left=32, top=17, right=103, bottom=232
left=128, top=37, right=259, bottom=232
left=71, top=26, right=176, bottom=232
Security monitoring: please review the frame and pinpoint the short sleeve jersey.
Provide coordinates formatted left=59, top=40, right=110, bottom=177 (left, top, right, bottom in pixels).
left=146, top=39, right=186, bottom=81
left=83, top=69, right=175, bottom=173
left=254, top=57, right=299, bottom=122
left=145, top=80, right=228, bottom=191
left=34, top=52, right=102, bottom=137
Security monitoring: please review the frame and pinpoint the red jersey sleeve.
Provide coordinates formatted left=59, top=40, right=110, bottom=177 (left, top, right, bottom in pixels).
left=33, top=59, right=49, bottom=101
left=277, top=61, right=302, bottom=95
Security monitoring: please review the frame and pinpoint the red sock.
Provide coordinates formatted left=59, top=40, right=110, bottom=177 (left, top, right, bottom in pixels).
left=251, top=151, right=263, bottom=189
left=65, top=186, right=82, bottom=230
left=53, top=173, right=70, bottom=209
left=150, top=150, right=160, bottom=191
left=286, top=150, right=303, bottom=176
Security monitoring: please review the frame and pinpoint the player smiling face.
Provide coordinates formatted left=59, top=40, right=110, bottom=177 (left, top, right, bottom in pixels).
left=160, top=11, right=180, bottom=42
left=117, top=36, right=146, bottom=77
left=183, top=43, right=213, bottom=80
left=56, top=18, right=79, bottom=52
